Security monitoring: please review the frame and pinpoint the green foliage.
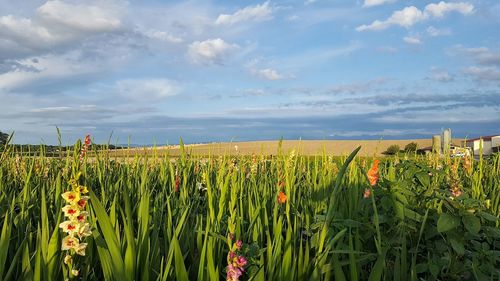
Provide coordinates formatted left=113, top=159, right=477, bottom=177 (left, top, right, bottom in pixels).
left=0, top=141, right=499, bottom=280
left=0, top=131, right=8, bottom=145
left=384, top=144, right=400, bottom=155
left=404, top=142, right=418, bottom=152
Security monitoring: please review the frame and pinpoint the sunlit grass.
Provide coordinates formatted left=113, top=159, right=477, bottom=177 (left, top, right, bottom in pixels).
left=0, top=137, right=499, bottom=280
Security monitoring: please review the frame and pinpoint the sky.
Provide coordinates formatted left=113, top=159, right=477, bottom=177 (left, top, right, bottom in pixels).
left=0, top=0, right=499, bottom=144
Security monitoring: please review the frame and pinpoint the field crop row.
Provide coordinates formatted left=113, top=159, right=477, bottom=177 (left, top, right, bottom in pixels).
left=0, top=140, right=499, bottom=280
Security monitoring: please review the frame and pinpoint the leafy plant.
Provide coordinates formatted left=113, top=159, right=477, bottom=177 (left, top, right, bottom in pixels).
left=0, top=138, right=498, bottom=280
left=404, top=142, right=418, bottom=153
left=384, top=144, right=400, bottom=155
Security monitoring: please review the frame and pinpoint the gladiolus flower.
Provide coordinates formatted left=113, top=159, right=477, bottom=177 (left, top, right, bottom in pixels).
left=61, top=172, right=91, bottom=277
left=59, top=221, right=79, bottom=234
left=226, top=264, right=243, bottom=281
left=277, top=191, right=287, bottom=204
left=84, top=135, right=91, bottom=146
left=75, top=243, right=88, bottom=256
left=62, top=191, right=80, bottom=204
left=61, top=236, right=79, bottom=251
left=79, top=135, right=91, bottom=162
left=77, top=197, right=89, bottom=209
left=226, top=240, right=247, bottom=281
left=76, top=212, right=88, bottom=223
left=363, top=188, right=372, bottom=199
left=77, top=223, right=92, bottom=239
left=64, top=255, right=72, bottom=265
left=174, top=175, right=180, bottom=193
left=77, top=185, right=89, bottom=194
left=62, top=205, right=80, bottom=218
left=367, top=159, right=380, bottom=186
left=236, top=256, right=247, bottom=267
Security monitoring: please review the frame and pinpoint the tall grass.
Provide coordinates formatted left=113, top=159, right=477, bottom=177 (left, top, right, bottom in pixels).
left=0, top=140, right=499, bottom=280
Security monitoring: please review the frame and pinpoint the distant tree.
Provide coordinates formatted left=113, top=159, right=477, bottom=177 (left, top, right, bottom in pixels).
left=404, top=142, right=418, bottom=152
left=0, top=131, right=9, bottom=146
left=384, top=144, right=400, bottom=155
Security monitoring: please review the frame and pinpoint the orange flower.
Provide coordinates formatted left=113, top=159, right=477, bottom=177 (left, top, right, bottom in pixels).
left=277, top=191, right=287, bottom=204
left=367, top=159, right=380, bottom=186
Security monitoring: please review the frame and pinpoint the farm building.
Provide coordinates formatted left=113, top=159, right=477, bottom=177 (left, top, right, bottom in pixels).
left=465, top=135, right=500, bottom=156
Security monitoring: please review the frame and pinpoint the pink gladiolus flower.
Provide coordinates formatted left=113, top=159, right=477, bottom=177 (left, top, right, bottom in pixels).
left=236, top=256, right=247, bottom=267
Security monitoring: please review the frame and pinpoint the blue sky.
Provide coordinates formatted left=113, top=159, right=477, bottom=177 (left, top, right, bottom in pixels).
left=0, top=0, right=499, bottom=144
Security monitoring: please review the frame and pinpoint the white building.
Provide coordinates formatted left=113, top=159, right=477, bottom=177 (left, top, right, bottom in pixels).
left=465, top=135, right=500, bottom=156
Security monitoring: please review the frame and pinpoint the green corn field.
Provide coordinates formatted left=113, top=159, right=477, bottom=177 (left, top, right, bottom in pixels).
left=0, top=139, right=499, bottom=281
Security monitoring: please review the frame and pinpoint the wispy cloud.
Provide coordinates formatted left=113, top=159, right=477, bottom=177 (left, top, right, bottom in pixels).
left=426, top=26, right=451, bottom=37
left=428, top=68, right=454, bottom=82
left=403, top=35, right=422, bottom=45
left=451, top=45, right=500, bottom=66
left=363, top=0, right=396, bottom=8
left=375, top=106, right=500, bottom=123
left=463, top=66, right=500, bottom=82
left=251, top=68, right=288, bottom=80
left=215, top=2, right=272, bottom=25
left=450, top=46, right=500, bottom=83
left=116, top=78, right=181, bottom=101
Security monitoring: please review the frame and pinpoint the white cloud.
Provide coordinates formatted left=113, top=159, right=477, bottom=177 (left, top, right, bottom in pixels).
left=116, top=78, right=181, bottom=100
left=363, top=0, right=396, bottom=8
left=403, top=36, right=422, bottom=45
left=0, top=15, right=61, bottom=49
left=251, top=68, right=287, bottom=80
left=144, top=30, right=183, bottom=43
left=0, top=0, right=124, bottom=58
left=304, top=0, right=317, bottom=5
left=188, top=38, right=239, bottom=65
left=37, top=0, right=123, bottom=33
left=429, top=68, right=453, bottom=82
left=215, top=2, right=272, bottom=25
left=356, top=2, right=473, bottom=31
left=463, top=66, right=500, bottom=82
left=357, top=6, right=425, bottom=31
left=424, top=1, right=473, bottom=18
left=426, top=26, right=451, bottom=37
left=0, top=51, right=99, bottom=91
left=451, top=46, right=500, bottom=66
